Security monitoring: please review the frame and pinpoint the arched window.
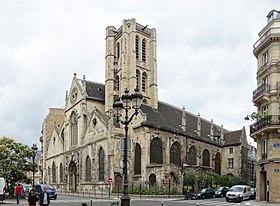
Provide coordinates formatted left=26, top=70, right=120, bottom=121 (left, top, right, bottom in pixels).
left=98, top=148, right=105, bottom=181
left=135, top=36, right=139, bottom=60
left=202, top=149, right=210, bottom=167
left=136, top=70, right=140, bottom=89
left=70, top=112, right=78, bottom=146
left=142, top=72, right=147, bottom=92
left=215, top=152, right=221, bottom=175
left=142, top=39, right=146, bottom=62
left=52, top=161, right=56, bottom=183
left=114, top=75, right=120, bottom=91
left=170, top=142, right=181, bottom=166
left=59, top=163, right=63, bottom=183
left=187, top=146, right=197, bottom=165
left=134, top=143, right=141, bottom=175
left=150, top=137, right=163, bottom=164
left=85, top=156, right=91, bottom=181
left=149, top=174, right=156, bottom=186
left=116, top=42, right=120, bottom=60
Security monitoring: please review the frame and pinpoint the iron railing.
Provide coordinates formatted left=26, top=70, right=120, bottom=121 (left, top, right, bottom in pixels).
left=250, top=115, right=280, bottom=134
left=253, top=84, right=270, bottom=100
left=253, top=27, right=280, bottom=49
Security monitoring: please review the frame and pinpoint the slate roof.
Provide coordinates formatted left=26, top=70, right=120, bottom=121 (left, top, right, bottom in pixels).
left=82, top=80, right=105, bottom=101
left=223, top=130, right=242, bottom=146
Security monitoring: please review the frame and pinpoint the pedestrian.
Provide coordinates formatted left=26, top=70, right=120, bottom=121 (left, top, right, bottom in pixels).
left=14, top=183, right=22, bottom=205
left=28, top=189, right=37, bottom=206
left=38, top=187, right=50, bottom=206
left=81, top=203, right=88, bottom=206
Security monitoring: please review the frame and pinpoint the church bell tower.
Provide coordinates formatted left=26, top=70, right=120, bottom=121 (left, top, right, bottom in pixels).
left=105, top=18, right=158, bottom=113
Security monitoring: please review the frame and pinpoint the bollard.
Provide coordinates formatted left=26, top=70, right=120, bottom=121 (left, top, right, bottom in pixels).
left=161, top=202, right=163, bottom=206
left=91, top=200, right=93, bottom=206
left=196, top=203, right=199, bottom=206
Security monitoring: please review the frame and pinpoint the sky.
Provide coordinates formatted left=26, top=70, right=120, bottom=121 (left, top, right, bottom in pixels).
left=0, top=0, right=278, bottom=147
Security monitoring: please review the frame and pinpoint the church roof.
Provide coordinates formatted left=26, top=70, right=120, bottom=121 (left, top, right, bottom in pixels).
left=81, top=80, right=105, bottom=101
left=223, top=130, right=242, bottom=146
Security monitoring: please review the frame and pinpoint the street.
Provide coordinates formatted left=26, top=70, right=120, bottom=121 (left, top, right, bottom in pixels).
left=0, top=195, right=258, bottom=206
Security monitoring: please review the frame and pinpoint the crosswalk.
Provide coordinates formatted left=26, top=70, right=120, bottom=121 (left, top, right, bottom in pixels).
left=179, top=199, right=241, bottom=206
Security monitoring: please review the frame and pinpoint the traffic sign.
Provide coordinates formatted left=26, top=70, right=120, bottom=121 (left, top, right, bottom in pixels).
left=108, top=177, right=113, bottom=182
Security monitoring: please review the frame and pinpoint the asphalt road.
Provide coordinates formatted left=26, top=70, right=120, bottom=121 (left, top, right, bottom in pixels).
left=0, top=195, right=257, bottom=206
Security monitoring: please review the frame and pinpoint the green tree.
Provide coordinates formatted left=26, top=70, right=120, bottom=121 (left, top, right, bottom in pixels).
left=0, top=137, right=36, bottom=194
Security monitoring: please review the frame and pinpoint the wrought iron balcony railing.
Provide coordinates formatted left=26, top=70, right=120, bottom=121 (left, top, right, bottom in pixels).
left=250, top=115, right=280, bottom=134
left=253, top=27, right=280, bottom=49
left=253, top=84, right=270, bottom=100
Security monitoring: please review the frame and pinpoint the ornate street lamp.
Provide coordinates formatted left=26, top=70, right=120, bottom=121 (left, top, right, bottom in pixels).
left=113, top=88, right=143, bottom=206
left=31, top=144, right=38, bottom=188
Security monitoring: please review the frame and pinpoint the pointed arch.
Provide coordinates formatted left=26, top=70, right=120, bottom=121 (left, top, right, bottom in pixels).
left=59, top=163, right=63, bottom=183
left=114, top=75, right=120, bottom=91
left=202, top=149, right=210, bottom=167
left=134, top=143, right=141, bottom=175
left=136, top=70, right=140, bottom=90
left=187, top=146, right=197, bottom=165
left=116, top=42, right=120, bottom=60
left=85, top=156, right=91, bottom=181
left=170, top=141, right=181, bottom=166
left=98, top=147, right=105, bottom=181
left=69, top=161, right=77, bottom=192
left=52, top=161, right=56, bottom=183
left=70, top=111, right=78, bottom=146
left=149, top=173, right=156, bottom=186
left=142, top=72, right=147, bottom=92
left=150, top=137, right=163, bottom=164
left=215, top=152, right=221, bottom=175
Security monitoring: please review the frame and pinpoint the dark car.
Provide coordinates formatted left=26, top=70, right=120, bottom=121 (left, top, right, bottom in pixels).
left=215, top=186, right=229, bottom=198
left=188, top=188, right=215, bottom=199
left=20, top=184, right=32, bottom=198
left=250, top=188, right=256, bottom=200
left=34, top=184, right=57, bottom=200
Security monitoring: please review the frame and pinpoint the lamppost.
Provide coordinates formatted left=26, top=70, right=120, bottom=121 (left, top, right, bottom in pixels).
left=113, top=88, right=143, bottom=206
left=31, top=144, right=38, bottom=188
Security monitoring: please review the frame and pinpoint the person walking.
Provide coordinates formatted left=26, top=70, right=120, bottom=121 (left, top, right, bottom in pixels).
left=38, top=187, right=50, bottom=206
left=28, top=189, right=37, bottom=206
left=14, top=183, right=22, bottom=205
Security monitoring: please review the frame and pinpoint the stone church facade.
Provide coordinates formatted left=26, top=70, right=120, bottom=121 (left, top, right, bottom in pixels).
left=39, top=19, right=250, bottom=193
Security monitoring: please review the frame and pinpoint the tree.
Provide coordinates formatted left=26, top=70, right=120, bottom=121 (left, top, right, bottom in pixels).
left=0, top=137, right=36, bottom=194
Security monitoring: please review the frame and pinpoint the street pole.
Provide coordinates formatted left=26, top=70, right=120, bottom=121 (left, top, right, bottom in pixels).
left=31, top=144, right=38, bottom=188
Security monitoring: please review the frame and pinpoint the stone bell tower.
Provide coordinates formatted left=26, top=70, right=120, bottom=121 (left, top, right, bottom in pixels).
left=105, top=18, right=158, bottom=113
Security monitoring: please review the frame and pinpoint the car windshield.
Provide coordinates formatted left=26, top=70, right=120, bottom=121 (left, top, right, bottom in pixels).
left=229, top=187, right=243, bottom=192
left=216, top=187, right=223, bottom=191
left=41, top=185, right=54, bottom=190
left=200, top=189, right=206, bottom=193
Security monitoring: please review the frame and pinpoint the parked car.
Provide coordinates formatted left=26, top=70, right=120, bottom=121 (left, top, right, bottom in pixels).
left=188, top=188, right=216, bottom=199
left=215, top=186, right=229, bottom=198
left=250, top=188, right=256, bottom=200
left=225, top=185, right=251, bottom=202
left=20, top=184, right=32, bottom=198
left=34, top=184, right=57, bottom=200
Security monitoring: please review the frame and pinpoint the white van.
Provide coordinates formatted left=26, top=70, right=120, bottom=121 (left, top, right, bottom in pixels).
left=0, top=177, right=6, bottom=202
left=225, top=185, right=251, bottom=202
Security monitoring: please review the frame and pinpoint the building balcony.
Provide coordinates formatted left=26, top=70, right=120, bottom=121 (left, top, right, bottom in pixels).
left=250, top=115, right=280, bottom=135
left=253, top=27, right=280, bottom=55
left=253, top=84, right=270, bottom=104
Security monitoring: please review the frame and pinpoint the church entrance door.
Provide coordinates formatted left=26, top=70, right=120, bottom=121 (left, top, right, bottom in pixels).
left=69, top=161, right=77, bottom=192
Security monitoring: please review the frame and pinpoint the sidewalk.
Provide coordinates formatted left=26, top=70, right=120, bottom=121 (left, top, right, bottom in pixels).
left=241, top=201, right=280, bottom=206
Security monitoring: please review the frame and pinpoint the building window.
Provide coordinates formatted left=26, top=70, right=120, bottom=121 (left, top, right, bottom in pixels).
left=134, top=143, right=141, bottom=175
left=142, top=39, right=146, bottom=62
left=170, top=142, right=181, bottom=166
left=149, top=173, right=156, bottom=186
left=263, top=51, right=268, bottom=65
left=59, top=163, right=63, bottom=183
left=135, top=36, right=139, bottom=60
left=85, top=156, right=91, bottom=181
left=70, top=112, right=78, bottom=146
left=228, top=158, right=234, bottom=169
left=136, top=70, right=140, bottom=89
left=52, top=161, right=56, bottom=183
left=150, top=137, right=163, bottom=164
left=187, top=146, right=197, bottom=165
left=262, top=105, right=269, bottom=116
left=229, top=148, right=233, bottom=154
left=114, top=75, right=120, bottom=91
left=142, top=72, right=147, bottom=92
left=202, top=149, right=210, bottom=167
left=116, top=42, right=120, bottom=60
left=262, top=139, right=268, bottom=160
left=98, top=148, right=105, bottom=181
left=214, top=152, right=221, bottom=175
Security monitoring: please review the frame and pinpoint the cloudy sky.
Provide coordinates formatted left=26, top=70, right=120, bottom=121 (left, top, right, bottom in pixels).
left=0, top=0, right=277, bottom=147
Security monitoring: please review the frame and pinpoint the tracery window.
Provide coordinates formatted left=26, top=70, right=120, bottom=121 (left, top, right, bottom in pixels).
left=70, top=112, right=78, bottom=146
left=52, top=161, right=56, bottom=183
left=85, top=156, right=91, bottom=181
left=135, top=36, right=139, bottom=60
left=187, top=146, right=197, bottom=165
left=170, top=142, right=181, bottom=166
left=150, top=137, right=163, bottom=164
left=134, top=143, right=141, bottom=175
left=142, top=72, right=147, bottom=92
left=202, top=149, right=210, bottom=167
left=99, top=148, right=105, bottom=181
left=59, top=163, right=63, bottom=183
left=142, top=39, right=146, bottom=62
